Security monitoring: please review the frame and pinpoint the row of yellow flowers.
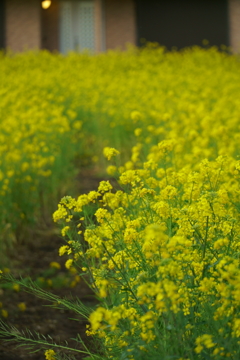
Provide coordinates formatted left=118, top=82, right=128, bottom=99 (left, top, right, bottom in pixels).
left=52, top=47, right=240, bottom=359
left=54, top=143, right=240, bottom=359
left=1, top=45, right=240, bottom=359
left=1, top=46, right=239, bottom=250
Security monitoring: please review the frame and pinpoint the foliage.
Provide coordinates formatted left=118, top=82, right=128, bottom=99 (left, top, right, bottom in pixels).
left=53, top=148, right=240, bottom=359
left=1, top=45, right=240, bottom=358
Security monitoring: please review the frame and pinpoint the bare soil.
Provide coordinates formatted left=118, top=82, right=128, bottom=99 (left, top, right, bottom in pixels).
left=0, top=169, right=107, bottom=360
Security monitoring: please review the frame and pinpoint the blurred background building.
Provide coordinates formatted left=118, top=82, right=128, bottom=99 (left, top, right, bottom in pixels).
left=0, top=0, right=239, bottom=53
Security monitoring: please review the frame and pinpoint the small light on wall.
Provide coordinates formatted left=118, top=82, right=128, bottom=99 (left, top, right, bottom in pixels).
left=42, top=0, right=51, bottom=9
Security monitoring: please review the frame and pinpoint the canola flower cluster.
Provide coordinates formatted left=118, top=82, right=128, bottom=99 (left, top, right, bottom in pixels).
left=0, top=52, right=84, bottom=249
left=54, top=145, right=240, bottom=359
left=1, top=46, right=239, bottom=251
left=52, top=47, right=240, bottom=359
left=1, top=45, right=240, bottom=358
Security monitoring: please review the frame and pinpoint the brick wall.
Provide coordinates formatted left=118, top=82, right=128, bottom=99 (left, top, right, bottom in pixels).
left=4, top=0, right=240, bottom=53
left=228, top=0, right=240, bottom=52
left=0, top=0, right=5, bottom=49
left=5, top=0, right=41, bottom=52
left=105, top=0, right=136, bottom=50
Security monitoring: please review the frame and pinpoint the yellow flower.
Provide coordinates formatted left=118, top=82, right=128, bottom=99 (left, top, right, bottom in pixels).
left=61, top=226, right=70, bottom=237
left=195, top=334, right=215, bottom=354
left=65, top=259, right=73, bottom=269
left=98, top=180, right=113, bottom=193
left=130, top=111, right=142, bottom=121
left=49, top=261, right=61, bottom=270
left=45, top=349, right=56, bottom=360
left=134, top=128, right=142, bottom=137
left=106, top=165, right=117, bottom=175
left=1, top=309, right=8, bottom=318
left=103, top=147, right=120, bottom=161
left=17, top=302, right=26, bottom=312
left=13, top=283, right=20, bottom=292
left=59, top=245, right=70, bottom=256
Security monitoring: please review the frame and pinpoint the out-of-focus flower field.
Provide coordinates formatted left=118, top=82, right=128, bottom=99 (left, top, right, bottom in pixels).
left=1, top=46, right=240, bottom=359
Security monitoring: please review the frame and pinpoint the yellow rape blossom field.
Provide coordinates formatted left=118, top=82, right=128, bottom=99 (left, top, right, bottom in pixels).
left=1, top=45, right=240, bottom=359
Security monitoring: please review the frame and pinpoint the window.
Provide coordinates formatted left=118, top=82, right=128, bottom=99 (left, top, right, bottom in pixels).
left=136, top=0, right=229, bottom=49
left=60, top=0, right=95, bottom=53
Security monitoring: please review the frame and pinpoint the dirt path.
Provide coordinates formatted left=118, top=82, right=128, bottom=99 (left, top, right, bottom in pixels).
left=0, top=169, right=105, bottom=360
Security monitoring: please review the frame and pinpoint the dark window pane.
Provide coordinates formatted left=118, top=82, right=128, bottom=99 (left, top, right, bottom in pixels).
left=136, top=0, right=229, bottom=49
